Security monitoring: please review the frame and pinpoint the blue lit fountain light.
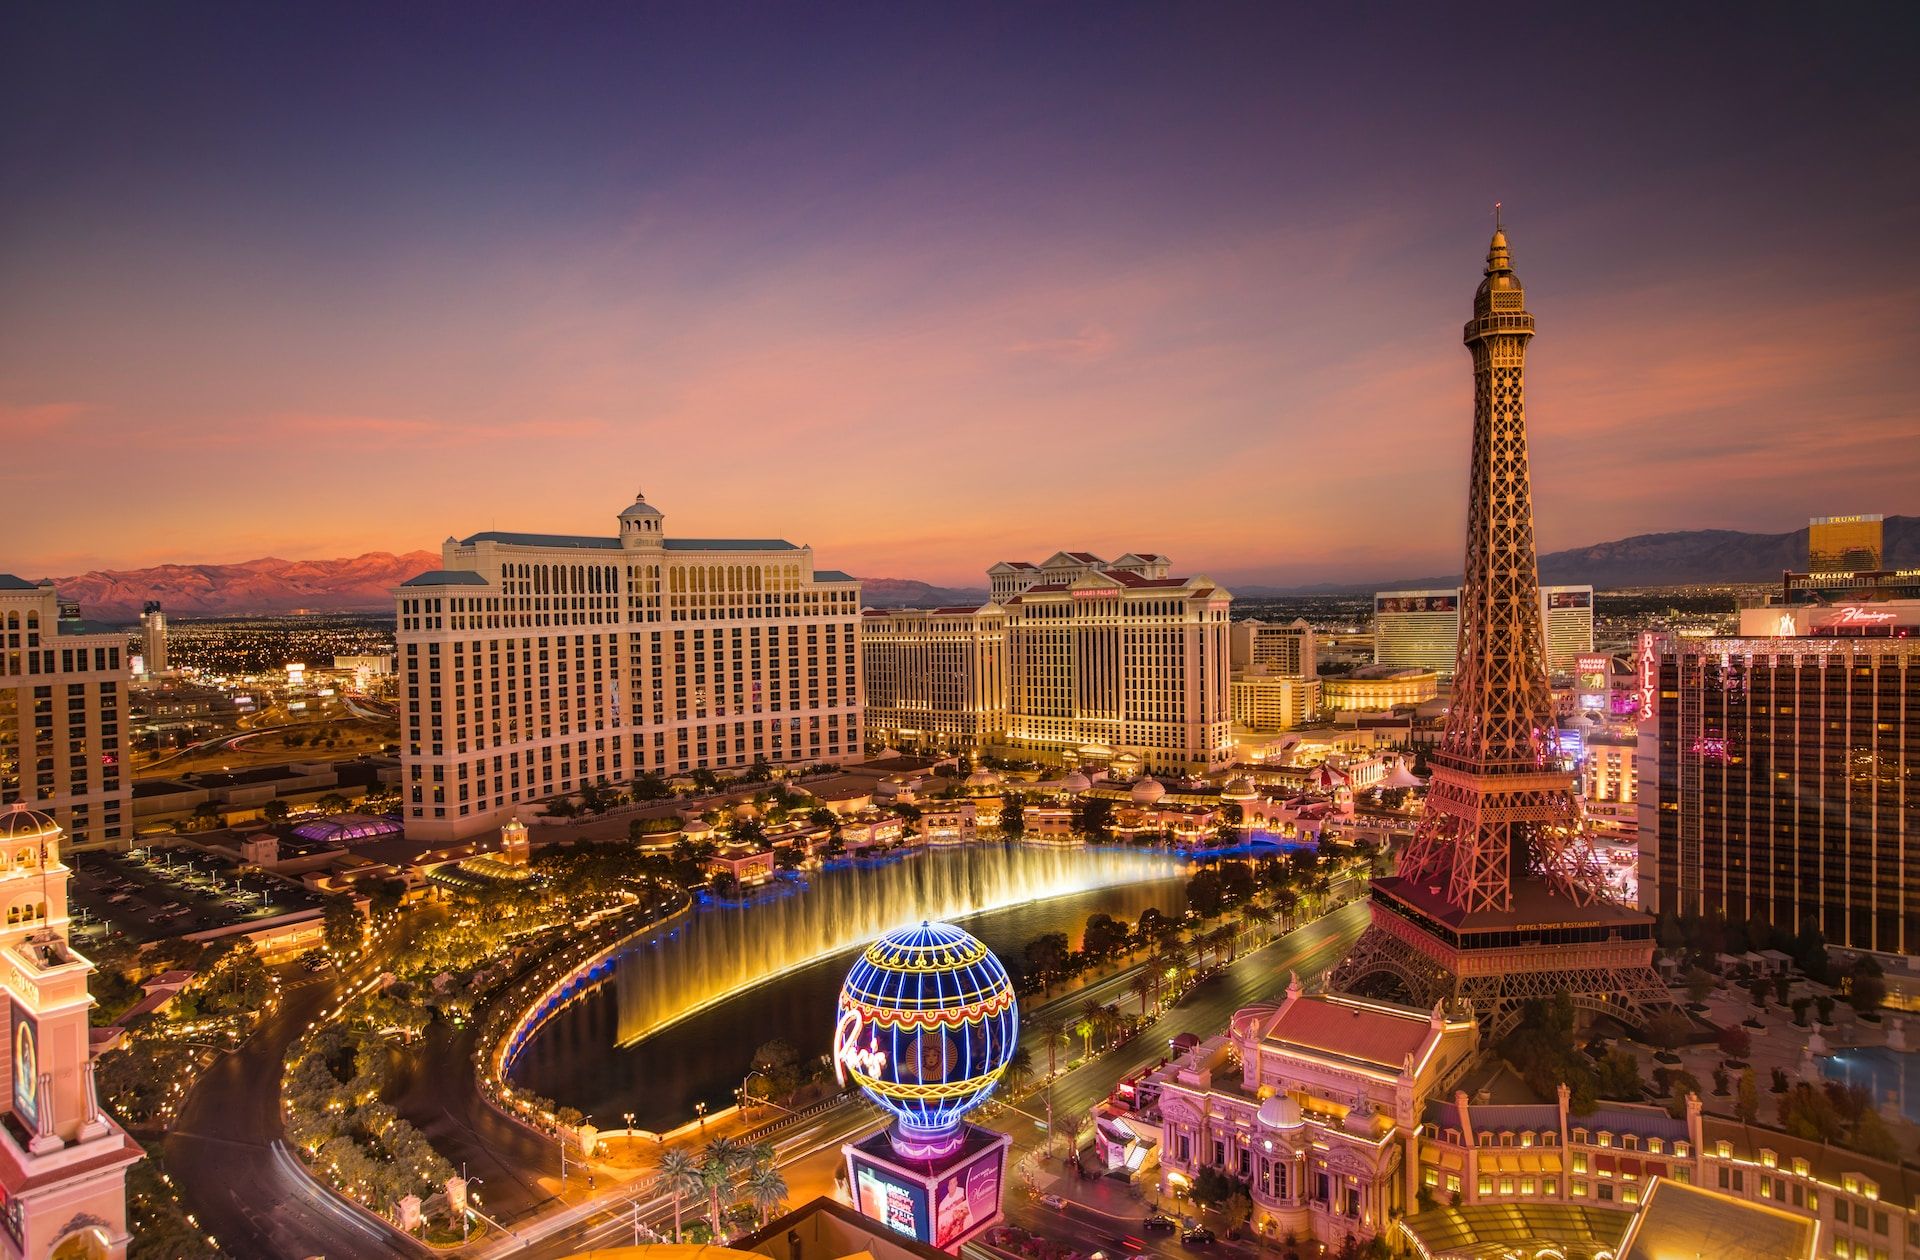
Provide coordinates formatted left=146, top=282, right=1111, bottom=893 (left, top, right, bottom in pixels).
left=834, top=921, right=1018, bottom=1160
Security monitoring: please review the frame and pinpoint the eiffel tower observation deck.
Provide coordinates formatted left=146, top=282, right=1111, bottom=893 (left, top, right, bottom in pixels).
left=1331, top=221, right=1667, bottom=1038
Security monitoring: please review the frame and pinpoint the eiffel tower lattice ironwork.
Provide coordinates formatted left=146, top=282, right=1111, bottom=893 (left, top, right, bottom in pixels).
left=1330, top=222, right=1668, bottom=1038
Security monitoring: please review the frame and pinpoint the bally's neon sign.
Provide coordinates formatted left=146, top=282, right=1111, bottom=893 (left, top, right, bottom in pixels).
left=833, top=1009, right=888, bottom=1085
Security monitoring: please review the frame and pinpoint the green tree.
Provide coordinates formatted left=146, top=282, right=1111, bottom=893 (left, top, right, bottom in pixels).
left=700, top=1137, right=750, bottom=1236
left=323, top=897, right=364, bottom=955
left=999, top=791, right=1027, bottom=838
left=1128, top=970, right=1154, bottom=1019
left=263, top=798, right=290, bottom=824
left=1037, top=1017, right=1069, bottom=1078
left=1186, top=869, right=1225, bottom=919
left=1074, top=797, right=1114, bottom=842
left=1736, top=1068, right=1759, bottom=1123
left=745, top=1163, right=788, bottom=1226
left=1003, top=1045, right=1034, bottom=1095
left=657, top=1149, right=705, bottom=1242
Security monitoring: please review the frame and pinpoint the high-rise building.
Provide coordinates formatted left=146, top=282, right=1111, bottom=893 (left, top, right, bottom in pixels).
left=1371, top=590, right=1460, bottom=677
left=395, top=492, right=862, bottom=841
left=1807, top=513, right=1884, bottom=572
left=1647, top=600, right=1920, bottom=958
left=137, top=601, right=167, bottom=677
left=866, top=553, right=1233, bottom=774
left=1229, top=667, right=1320, bottom=733
left=1230, top=618, right=1317, bottom=677
left=1540, top=586, right=1595, bottom=675
left=860, top=605, right=1007, bottom=754
left=1375, top=585, right=1593, bottom=677
left=997, top=556, right=1232, bottom=775
left=1333, top=225, right=1665, bottom=1033
left=0, top=805, right=142, bottom=1257
left=0, top=578, right=131, bottom=849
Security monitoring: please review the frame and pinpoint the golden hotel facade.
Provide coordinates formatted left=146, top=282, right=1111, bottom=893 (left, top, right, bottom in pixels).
left=865, top=552, right=1233, bottom=776
left=396, top=493, right=862, bottom=841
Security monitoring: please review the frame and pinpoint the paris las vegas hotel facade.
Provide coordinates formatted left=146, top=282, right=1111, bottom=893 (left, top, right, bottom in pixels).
left=395, top=493, right=862, bottom=841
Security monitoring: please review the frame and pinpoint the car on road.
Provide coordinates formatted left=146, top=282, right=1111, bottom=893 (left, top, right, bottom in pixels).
left=1143, top=1214, right=1178, bottom=1233
left=1181, top=1226, right=1215, bottom=1246
left=1039, top=1194, right=1066, bottom=1211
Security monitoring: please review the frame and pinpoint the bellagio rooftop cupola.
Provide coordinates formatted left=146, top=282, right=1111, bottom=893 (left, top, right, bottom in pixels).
left=618, top=490, right=665, bottom=549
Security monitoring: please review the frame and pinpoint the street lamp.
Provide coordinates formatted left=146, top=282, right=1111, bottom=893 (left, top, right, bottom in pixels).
left=624, top=1112, right=636, bottom=1155
left=694, top=1101, right=708, bottom=1131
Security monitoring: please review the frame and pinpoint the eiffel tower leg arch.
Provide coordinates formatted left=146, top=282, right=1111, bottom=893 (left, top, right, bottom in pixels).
left=1329, top=924, right=1453, bottom=1010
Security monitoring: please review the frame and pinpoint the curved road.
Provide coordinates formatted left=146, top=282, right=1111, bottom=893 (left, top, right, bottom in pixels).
left=166, top=972, right=422, bottom=1259
left=166, top=898, right=1366, bottom=1259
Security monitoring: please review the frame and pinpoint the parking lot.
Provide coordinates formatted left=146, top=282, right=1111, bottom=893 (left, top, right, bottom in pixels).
left=68, top=846, right=327, bottom=945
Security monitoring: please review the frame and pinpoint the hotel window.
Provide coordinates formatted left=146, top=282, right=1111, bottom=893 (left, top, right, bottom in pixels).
left=1572, top=1180, right=1587, bottom=1198
left=1572, top=1154, right=1588, bottom=1174
left=1477, top=1176, right=1492, bottom=1197
left=1544, top=1179, right=1559, bottom=1197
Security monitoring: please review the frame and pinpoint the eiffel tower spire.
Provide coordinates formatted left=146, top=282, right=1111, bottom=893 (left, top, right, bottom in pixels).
left=1332, top=222, right=1667, bottom=1037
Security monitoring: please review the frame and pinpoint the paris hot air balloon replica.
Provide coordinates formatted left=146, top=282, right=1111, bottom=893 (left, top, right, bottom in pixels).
left=835, top=921, right=1016, bottom=1251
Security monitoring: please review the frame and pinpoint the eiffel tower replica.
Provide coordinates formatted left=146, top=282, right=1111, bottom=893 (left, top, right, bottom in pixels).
left=1331, top=220, right=1667, bottom=1037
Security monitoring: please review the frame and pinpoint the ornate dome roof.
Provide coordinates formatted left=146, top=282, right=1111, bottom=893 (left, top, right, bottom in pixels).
left=965, top=768, right=1000, bottom=789
left=1257, top=1095, right=1303, bottom=1130
left=0, top=805, right=59, bottom=842
left=1222, top=775, right=1256, bottom=799
left=1130, top=776, right=1167, bottom=806
left=1060, top=770, right=1092, bottom=794
left=618, top=491, right=663, bottom=519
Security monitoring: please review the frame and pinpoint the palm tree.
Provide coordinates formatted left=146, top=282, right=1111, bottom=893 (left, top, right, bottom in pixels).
left=1079, top=997, right=1105, bottom=1055
left=1003, top=1045, right=1035, bottom=1095
left=745, top=1140, right=776, bottom=1171
left=745, top=1163, right=789, bottom=1227
left=701, top=1136, right=749, bottom=1239
left=1038, top=1017, right=1068, bottom=1078
left=1244, top=903, right=1274, bottom=946
left=1128, top=970, right=1154, bottom=1019
left=656, top=1149, right=704, bottom=1243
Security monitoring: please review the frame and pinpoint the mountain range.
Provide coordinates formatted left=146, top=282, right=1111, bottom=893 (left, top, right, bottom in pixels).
left=41, top=552, right=441, bottom=619
left=1247, top=515, right=1918, bottom=596
left=28, top=516, right=1914, bottom=618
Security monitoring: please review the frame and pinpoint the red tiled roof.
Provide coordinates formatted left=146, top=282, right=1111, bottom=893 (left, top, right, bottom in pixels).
left=1107, top=571, right=1189, bottom=588
left=1264, top=995, right=1434, bottom=1069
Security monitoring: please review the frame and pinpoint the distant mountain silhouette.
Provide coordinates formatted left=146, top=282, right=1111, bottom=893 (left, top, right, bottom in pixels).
left=44, top=552, right=442, bottom=619
left=1250, top=515, right=1919, bottom=595
left=857, top=578, right=991, bottom=608
left=34, top=516, right=1915, bottom=618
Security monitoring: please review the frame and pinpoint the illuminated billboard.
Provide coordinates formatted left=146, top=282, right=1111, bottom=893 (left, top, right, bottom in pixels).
left=932, top=1143, right=1004, bottom=1248
left=1547, top=590, right=1592, bottom=610
left=11, top=1002, right=38, bottom=1132
left=846, top=1135, right=1006, bottom=1250
left=1375, top=594, right=1457, bottom=614
left=850, top=1153, right=931, bottom=1241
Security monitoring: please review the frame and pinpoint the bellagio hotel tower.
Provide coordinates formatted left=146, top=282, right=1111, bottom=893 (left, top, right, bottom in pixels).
left=395, top=493, right=861, bottom=842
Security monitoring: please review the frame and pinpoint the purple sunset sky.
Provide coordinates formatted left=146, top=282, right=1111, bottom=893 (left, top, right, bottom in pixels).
left=3, top=4, right=1917, bottom=586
